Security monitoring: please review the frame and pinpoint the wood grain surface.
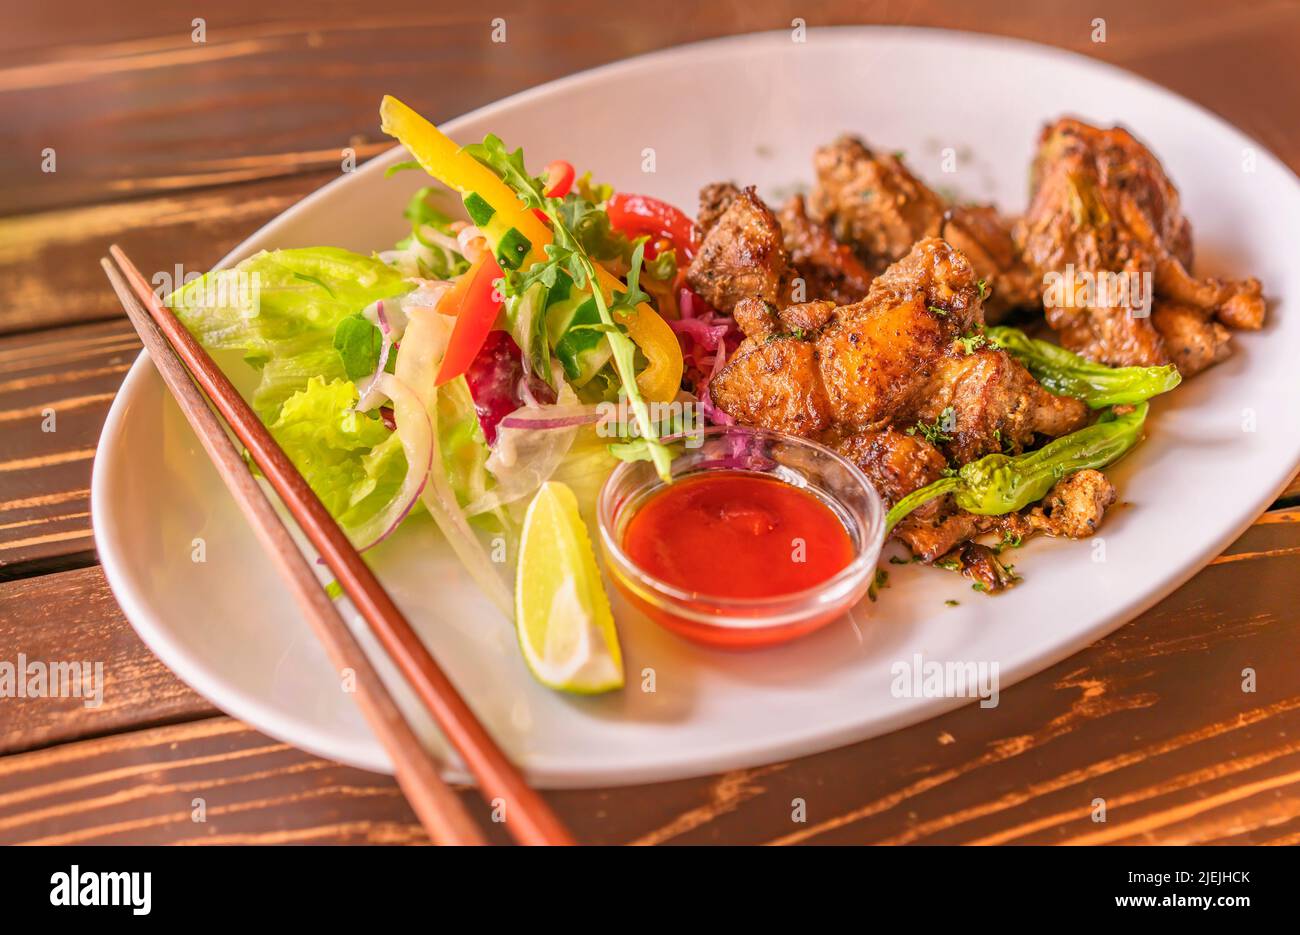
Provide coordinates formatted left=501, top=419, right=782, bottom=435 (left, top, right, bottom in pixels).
left=2, top=0, right=1299, bottom=844
left=1, top=533, right=1298, bottom=845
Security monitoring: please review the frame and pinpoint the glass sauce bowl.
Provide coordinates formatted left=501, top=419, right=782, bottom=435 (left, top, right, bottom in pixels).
left=596, top=425, right=886, bottom=649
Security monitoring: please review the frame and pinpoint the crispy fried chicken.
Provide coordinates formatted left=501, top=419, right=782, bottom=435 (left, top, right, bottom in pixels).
left=710, top=237, right=1090, bottom=492
left=807, top=135, right=1037, bottom=321
left=1016, top=118, right=1265, bottom=373
left=687, top=183, right=871, bottom=313
left=688, top=183, right=793, bottom=312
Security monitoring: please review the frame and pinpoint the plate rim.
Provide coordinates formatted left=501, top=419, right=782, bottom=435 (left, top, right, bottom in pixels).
left=92, top=25, right=1300, bottom=786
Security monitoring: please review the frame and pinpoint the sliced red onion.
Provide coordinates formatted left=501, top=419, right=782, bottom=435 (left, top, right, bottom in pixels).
left=355, top=300, right=395, bottom=412
left=400, top=279, right=451, bottom=311
left=350, top=373, right=432, bottom=554
left=456, top=225, right=486, bottom=257
left=417, top=226, right=462, bottom=256
left=699, top=332, right=736, bottom=426
left=383, top=302, right=512, bottom=616
left=517, top=373, right=541, bottom=409
left=679, top=284, right=717, bottom=320
left=465, top=392, right=585, bottom=516
left=668, top=315, right=729, bottom=352
left=498, top=404, right=603, bottom=432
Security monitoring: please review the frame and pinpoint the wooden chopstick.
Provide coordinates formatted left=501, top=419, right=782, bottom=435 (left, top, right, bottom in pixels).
left=103, top=259, right=487, bottom=847
left=106, top=245, right=574, bottom=846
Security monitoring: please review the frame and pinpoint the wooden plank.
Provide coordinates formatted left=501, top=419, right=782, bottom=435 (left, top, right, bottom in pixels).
left=0, top=319, right=138, bottom=571
left=3, top=1, right=1299, bottom=218
left=0, top=719, right=438, bottom=845
left=0, top=171, right=332, bottom=334
left=0, top=566, right=215, bottom=755
left=0, top=516, right=1298, bottom=844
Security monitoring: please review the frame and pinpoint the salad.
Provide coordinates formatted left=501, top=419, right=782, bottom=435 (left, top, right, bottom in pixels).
left=171, top=96, right=731, bottom=694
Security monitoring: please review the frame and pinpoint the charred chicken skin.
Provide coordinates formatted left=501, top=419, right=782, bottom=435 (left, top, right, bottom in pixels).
left=681, top=120, right=1263, bottom=590
left=807, top=135, right=1038, bottom=321
left=1015, top=118, right=1265, bottom=373
left=709, top=237, right=1089, bottom=493
left=687, top=182, right=871, bottom=314
left=702, top=237, right=1100, bottom=586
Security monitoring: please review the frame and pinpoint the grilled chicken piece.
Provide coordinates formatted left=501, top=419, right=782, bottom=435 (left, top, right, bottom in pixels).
left=809, top=136, right=944, bottom=267
left=730, top=297, right=836, bottom=342
left=808, top=135, right=1036, bottom=320
left=1027, top=468, right=1117, bottom=539
left=1151, top=301, right=1231, bottom=377
left=816, top=292, right=953, bottom=429
left=778, top=194, right=874, bottom=304
left=893, top=469, right=1117, bottom=591
left=832, top=427, right=949, bottom=505
left=913, top=349, right=1089, bottom=463
left=940, top=205, right=1040, bottom=321
left=687, top=184, right=794, bottom=313
left=707, top=333, right=832, bottom=436
left=711, top=238, right=1088, bottom=483
left=1016, top=118, right=1264, bottom=372
left=689, top=183, right=872, bottom=312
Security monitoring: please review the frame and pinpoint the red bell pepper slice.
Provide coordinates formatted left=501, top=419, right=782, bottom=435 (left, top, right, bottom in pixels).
left=606, top=192, right=700, bottom=260
left=435, top=252, right=505, bottom=386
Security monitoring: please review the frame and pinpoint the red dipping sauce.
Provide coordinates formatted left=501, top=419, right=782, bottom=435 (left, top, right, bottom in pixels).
left=621, top=472, right=854, bottom=599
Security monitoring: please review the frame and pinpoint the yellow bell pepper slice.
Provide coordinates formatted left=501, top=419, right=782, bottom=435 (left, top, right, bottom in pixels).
left=380, top=95, right=550, bottom=264
left=590, top=266, right=682, bottom=402
left=379, top=95, right=683, bottom=402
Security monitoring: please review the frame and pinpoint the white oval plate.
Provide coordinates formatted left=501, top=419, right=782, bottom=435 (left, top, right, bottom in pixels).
left=94, top=28, right=1300, bottom=788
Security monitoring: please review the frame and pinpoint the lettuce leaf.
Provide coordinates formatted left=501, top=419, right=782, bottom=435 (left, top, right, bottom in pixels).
left=169, top=247, right=413, bottom=538
left=267, top=377, right=409, bottom=533
left=169, top=247, right=409, bottom=420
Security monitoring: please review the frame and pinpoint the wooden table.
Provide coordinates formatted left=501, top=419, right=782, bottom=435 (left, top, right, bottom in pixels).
left=3, top=0, right=1299, bottom=845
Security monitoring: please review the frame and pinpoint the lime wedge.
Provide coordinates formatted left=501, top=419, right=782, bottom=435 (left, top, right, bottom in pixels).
left=515, top=481, right=624, bottom=694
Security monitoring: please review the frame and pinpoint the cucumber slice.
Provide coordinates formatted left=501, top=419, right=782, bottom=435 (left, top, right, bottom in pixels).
left=463, top=192, right=496, bottom=227
left=553, top=297, right=614, bottom=385
left=496, top=227, right=533, bottom=270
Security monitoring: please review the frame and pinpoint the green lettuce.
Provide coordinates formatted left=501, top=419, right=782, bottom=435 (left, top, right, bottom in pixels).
left=169, top=247, right=412, bottom=538
left=268, top=377, right=409, bottom=531
left=169, top=247, right=409, bottom=420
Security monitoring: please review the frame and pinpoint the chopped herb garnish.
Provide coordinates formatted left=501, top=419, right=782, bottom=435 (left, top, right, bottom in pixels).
left=976, top=278, right=989, bottom=300
left=945, top=599, right=959, bottom=607
left=868, top=568, right=890, bottom=602
left=928, top=305, right=949, bottom=317
left=908, top=406, right=955, bottom=445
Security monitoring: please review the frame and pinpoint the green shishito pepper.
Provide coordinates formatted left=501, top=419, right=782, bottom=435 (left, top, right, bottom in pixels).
left=988, top=326, right=1180, bottom=408
left=885, top=401, right=1149, bottom=531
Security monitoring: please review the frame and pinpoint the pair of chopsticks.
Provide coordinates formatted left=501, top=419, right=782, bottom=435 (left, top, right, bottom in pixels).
left=102, top=247, right=574, bottom=846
